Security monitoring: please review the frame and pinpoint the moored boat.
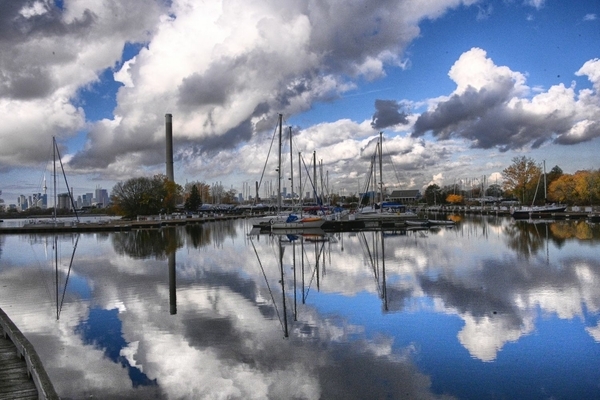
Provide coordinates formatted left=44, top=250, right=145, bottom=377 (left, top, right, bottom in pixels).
left=270, top=214, right=325, bottom=230
left=510, top=204, right=567, bottom=219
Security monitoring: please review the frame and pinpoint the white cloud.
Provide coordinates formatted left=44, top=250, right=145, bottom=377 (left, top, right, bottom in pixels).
left=19, top=1, right=48, bottom=18
left=448, top=47, right=528, bottom=97
left=414, top=48, right=600, bottom=151
left=458, top=313, right=535, bottom=362
left=525, top=0, right=546, bottom=10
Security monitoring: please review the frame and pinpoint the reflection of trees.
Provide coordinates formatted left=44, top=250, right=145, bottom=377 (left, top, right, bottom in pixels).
left=504, top=221, right=546, bottom=257
left=185, top=224, right=210, bottom=248
left=111, top=227, right=183, bottom=259
left=505, top=220, right=600, bottom=257
left=185, top=221, right=239, bottom=249
left=550, top=221, right=600, bottom=241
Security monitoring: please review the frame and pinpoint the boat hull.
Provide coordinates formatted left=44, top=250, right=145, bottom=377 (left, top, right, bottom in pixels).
left=271, top=218, right=325, bottom=230
left=511, top=206, right=567, bottom=219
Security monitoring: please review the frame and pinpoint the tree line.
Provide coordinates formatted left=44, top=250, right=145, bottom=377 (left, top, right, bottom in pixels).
left=111, top=156, right=599, bottom=217
left=110, top=175, right=238, bottom=218
left=424, top=156, right=599, bottom=207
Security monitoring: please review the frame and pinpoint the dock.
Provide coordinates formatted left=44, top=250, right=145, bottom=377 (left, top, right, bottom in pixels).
left=0, top=308, right=58, bottom=400
left=0, top=214, right=244, bottom=235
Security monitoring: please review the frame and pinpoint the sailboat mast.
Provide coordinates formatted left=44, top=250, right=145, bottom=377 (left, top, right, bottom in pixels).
left=278, top=239, right=289, bottom=338
left=277, top=114, right=282, bottom=213
left=298, top=152, right=303, bottom=218
left=53, top=136, right=57, bottom=223
left=313, top=151, right=317, bottom=204
left=55, top=235, right=59, bottom=319
left=289, top=126, right=294, bottom=211
left=378, top=131, right=384, bottom=206
left=543, top=160, right=547, bottom=204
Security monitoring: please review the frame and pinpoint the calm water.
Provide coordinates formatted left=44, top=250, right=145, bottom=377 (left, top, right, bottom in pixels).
left=0, top=217, right=599, bottom=399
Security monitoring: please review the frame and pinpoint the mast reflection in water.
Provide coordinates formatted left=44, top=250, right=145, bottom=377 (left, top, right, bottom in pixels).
left=0, top=217, right=599, bottom=399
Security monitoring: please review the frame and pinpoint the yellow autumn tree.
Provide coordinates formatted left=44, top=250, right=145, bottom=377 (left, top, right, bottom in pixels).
left=548, top=174, right=577, bottom=205
left=446, top=194, right=463, bottom=204
left=502, top=156, right=542, bottom=205
left=548, top=170, right=600, bottom=205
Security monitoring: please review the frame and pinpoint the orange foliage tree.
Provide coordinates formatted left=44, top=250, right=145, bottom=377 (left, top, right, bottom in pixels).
left=548, top=170, right=600, bottom=205
left=446, top=194, right=463, bottom=204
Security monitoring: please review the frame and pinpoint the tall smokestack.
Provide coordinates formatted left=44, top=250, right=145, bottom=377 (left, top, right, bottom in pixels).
left=165, top=113, right=174, bottom=182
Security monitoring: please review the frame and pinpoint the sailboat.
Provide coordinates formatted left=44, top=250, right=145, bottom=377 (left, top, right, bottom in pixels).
left=25, top=137, right=79, bottom=227
left=250, top=114, right=324, bottom=231
left=271, top=148, right=324, bottom=230
left=354, top=132, right=417, bottom=222
left=511, top=161, right=567, bottom=219
left=270, top=149, right=324, bottom=230
left=250, top=115, right=295, bottom=229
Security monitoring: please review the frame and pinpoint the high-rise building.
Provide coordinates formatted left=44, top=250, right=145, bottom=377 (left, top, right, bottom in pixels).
left=82, top=193, right=92, bottom=207
left=57, top=193, right=71, bottom=210
left=18, top=195, right=28, bottom=211
left=95, top=188, right=109, bottom=207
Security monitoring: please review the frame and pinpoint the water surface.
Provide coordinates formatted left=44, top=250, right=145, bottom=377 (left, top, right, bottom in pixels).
left=0, top=217, right=598, bottom=399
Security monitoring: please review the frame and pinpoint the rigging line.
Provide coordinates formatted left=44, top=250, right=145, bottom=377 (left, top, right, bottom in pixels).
left=299, top=154, right=324, bottom=207
left=249, top=237, right=285, bottom=332
left=53, top=139, right=79, bottom=222
left=382, top=140, right=402, bottom=185
left=58, top=233, right=79, bottom=320
left=315, top=241, right=326, bottom=278
left=358, top=155, right=376, bottom=207
left=359, top=232, right=382, bottom=294
left=254, top=119, right=280, bottom=205
left=301, top=242, right=318, bottom=299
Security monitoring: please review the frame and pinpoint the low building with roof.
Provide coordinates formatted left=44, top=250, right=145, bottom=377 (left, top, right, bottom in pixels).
left=388, top=189, right=421, bottom=204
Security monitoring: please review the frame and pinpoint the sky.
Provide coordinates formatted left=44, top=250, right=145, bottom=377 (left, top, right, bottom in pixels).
left=1, top=0, right=599, bottom=205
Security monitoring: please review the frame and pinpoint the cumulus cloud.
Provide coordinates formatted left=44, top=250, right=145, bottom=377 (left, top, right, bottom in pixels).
left=412, top=48, right=600, bottom=151
left=371, top=99, right=410, bottom=129
left=1, top=0, right=485, bottom=181
left=0, top=0, right=164, bottom=170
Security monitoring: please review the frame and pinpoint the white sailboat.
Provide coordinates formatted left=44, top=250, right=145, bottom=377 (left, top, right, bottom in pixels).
left=271, top=128, right=324, bottom=231
left=354, top=132, right=417, bottom=222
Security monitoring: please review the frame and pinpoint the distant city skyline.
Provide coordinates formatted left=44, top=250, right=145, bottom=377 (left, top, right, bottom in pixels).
left=3, top=187, right=109, bottom=211
left=0, top=1, right=599, bottom=202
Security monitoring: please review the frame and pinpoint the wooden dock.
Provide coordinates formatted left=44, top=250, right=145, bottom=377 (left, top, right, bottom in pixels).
left=0, top=214, right=244, bottom=235
left=0, top=308, right=58, bottom=400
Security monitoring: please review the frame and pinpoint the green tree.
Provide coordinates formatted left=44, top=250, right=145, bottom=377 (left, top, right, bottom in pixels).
left=502, top=156, right=542, bottom=205
left=485, top=183, right=503, bottom=198
left=546, top=165, right=563, bottom=186
left=424, top=184, right=441, bottom=205
left=184, top=184, right=202, bottom=211
left=222, top=188, right=238, bottom=204
left=111, top=175, right=182, bottom=218
left=160, top=175, right=183, bottom=213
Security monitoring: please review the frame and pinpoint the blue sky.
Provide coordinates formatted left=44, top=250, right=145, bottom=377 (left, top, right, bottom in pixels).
left=1, top=0, right=599, bottom=205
